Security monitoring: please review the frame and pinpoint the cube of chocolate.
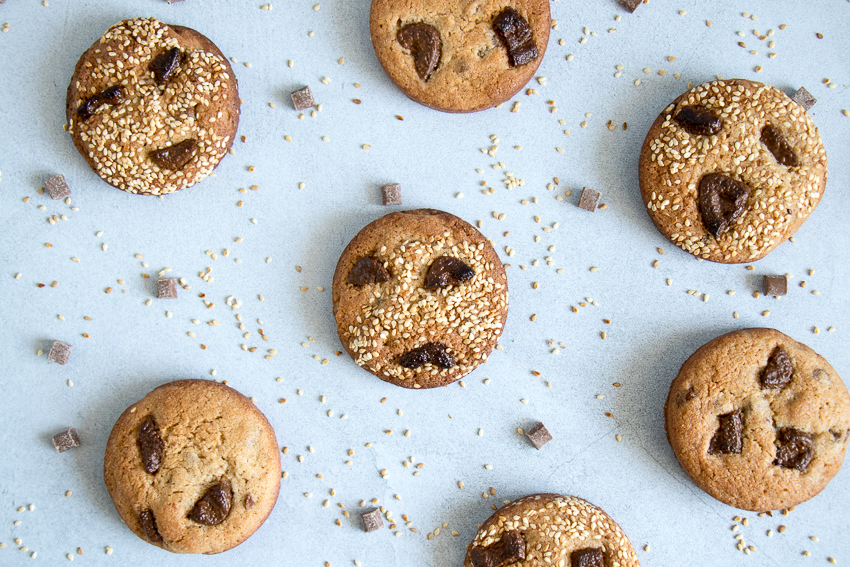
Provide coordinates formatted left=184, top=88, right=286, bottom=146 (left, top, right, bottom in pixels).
left=381, top=184, right=402, bottom=206
left=360, top=508, right=384, bottom=532
left=156, top=278, right=178, bottom=299
left=47, top=340, right=73, bottom=365
left=763, top=275, right=787, bottom=296
left=44, top=174, right=71, bottom=200
left=52, top=428, right=80, bottom=453
left=618, top=0, right=642, bottom=13
left=578, top=187, right=601, bottom=212
left=791, top=87, right=817, bottom=111
left=290, top=86, right=316, bottom=111
left=526, top=422, right=552, bottom=449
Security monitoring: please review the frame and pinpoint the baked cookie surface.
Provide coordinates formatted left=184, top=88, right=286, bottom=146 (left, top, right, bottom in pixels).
left=665, top=328, right=850, bottom=511
left=369, top=0, right=550, bottom=113
left=639, top=79, right=827, bottom=263
left=464, top=493, right=639, bottom=567
left=332, top=209, right=508, bottom=389
left=104, top=380, right=280, bottom=554
left=66, top=18, right=239, bottom=196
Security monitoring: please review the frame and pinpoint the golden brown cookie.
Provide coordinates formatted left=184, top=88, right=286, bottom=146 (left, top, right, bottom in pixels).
left=369, top=0, right=550, bottom=113
left=464, top=493, right=640, bottom=567
left=639, top=79, right=827, bottom=263
left=665, top=328, right=850, bottom=511
left=66, top=18, right=239, bottom=196
left=104, top=380, right=280, bottom=554
left=332, top=209, right=508, bottom=389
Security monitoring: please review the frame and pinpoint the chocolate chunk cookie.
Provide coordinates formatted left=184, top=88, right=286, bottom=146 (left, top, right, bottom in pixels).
left=665, top=328, right=850, bottom=511
left=104, top=380, right=280, bottom=554
left=464, top=494, right=639, bottom=567
left=66, top=18, right=239, bottom=196
left=639, top=79, right=827, bottom=263
left=369, top=0, right=550, bottom=113
left=332, top=209, right=508, bottom=389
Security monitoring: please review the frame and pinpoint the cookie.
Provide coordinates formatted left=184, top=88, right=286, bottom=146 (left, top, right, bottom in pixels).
left=66, top=18, right=239, bottom=196
left=665, top=328, right=850, bottom=511
left=464, top=493, right=639, bottom=567
left=638, top=79, right=827, bottom=263
left=369, top=0, right=550, bottom=113
left=104, top=380, right=280, bottom=554
left=332, top=209, right=508, bottom=389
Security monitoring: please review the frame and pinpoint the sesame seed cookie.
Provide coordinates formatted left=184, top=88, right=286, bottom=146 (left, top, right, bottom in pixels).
left=332, top=209, right=508, bottom=389
left=66, top=18, right=239, bottom=196
left=104, top=380, right=280, bottom=554
left=464, top=493, right=639, bottom=567
left=639, top=79, right=827, bottom=263
left=665, top=328, right=850, bottom=511
left=369, top=0, right=550, bottom=113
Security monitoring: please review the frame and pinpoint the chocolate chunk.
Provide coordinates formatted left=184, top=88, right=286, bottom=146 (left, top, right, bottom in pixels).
left=761, top=347, right=793, bottom=389
left=617, top=0, right=642, bottom=13
left=698, top=173, right=750, bottom=237
left=791, top=87, right=817, bottom=111
left=381, top=183, right=402, bottom=206
left=397, top=23, right=441, bottom=81
left=44, top=174, right=71, bottom=200
left=47, top=340, right=73, bottom=365
left=347, top=257, right=390, bottom=287
left=572, top=547, right=604, bottom=567
left=708, top=410, right=743, bottom=454
left=773, top=427, right=814, bottom=472
left=188, top=479, right=232, bottom=525
left=156, top=278, right=179, bottom=299
left=424, top=256, right=474, bottom=289
left=674, top=106, right=722, bottom=136
left=763, top=275, right=787, bottom=297
left=290, top=86, right=315, bottom=111
left=138, top=416, right=165, bottom=474
left=149, top=139, right=196, bottom=170
left=677, top=387, right=696, bottom=407
left=492, top=8, right=538, bottom=67
left=245, top=493, right=256, bottom=510
left=526, top=422, right=552, bottom=449
left=52, top=428, right=80, bottom=453
left=76, top=86, right=123, bottom=122
left=399, top=342, right=454, bottom=369
left=761, top=125, right=799, bottom=167
left=470, top=530, right=526, bottom=567
left=149, top=47, right=182, bottom=85
left=139, top=510, right=162, bottom=543
left=578, top=187, right=601, bottom=212
left=360, top=508, right=383, bottom=532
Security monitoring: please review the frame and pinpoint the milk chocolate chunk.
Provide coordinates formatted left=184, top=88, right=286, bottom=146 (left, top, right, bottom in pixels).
left=139, top=510, right=163, bottom=543
left=424, top=256, right=474, bottom=289
left=572, top=547, right=604, bottom=567
left=492, top=8, right=538, bottom=67
left=47, top=340, right=73, bottom=365
left=189, top=478, right=232, bottom=525
left=698, top=173, right=751, bottom=237
left=774, top=427, right=814, bottom=472
left=674, top=106, right=722, bottom=136
left=347, top=257, right=390, bottom=287
left=791, top=87, right=817, bottom=111
left=761, top=347, right=793, bottom=389
left=618, top=0, right=642, bottom=13
left=763, top=275, right=787, bottom=297
left=761, top=125, right=799, bottom=167
left=470, top=529, right=526, bottom=567
left=399, top=342, right=454, bottom=369
left=526, top=422, right=553, bottom=449
left=76, top=86, right=123, bottom=122
left=149, top=47, right=182, bottom=85
left=138, top=416, right=165, bottom=474
left=44, top=174, right=72, bottom=200
left=381, top=183, right=402, bottom=206
left=290, top=86, right=315, bottom=111
left=149, top=138, right=197, bottom=170
left=360, top=508, right=383, bottom=532
left=156, top=278, right=179, bottom=299
left=708, top=410, right=743, bottom=454
left=577, top=187, right=601, bottom=212
left=52, top=428, right=80, bottom=453
left=397, top=23, right=441, bottom=81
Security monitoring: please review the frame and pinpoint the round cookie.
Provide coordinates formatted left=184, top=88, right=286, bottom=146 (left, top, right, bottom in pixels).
left=104, top=380, right=280, bottom=554
left=369, top=0, right=550, bottom=113
left=332, top=209, right=508, bottom=389
left=638, top=79, right=827, bottom=263
left=464, top=493, right=639, bottom=567
left=665, top=328, right=850, bottom=511
left=66, top=18, right=239, bottom=196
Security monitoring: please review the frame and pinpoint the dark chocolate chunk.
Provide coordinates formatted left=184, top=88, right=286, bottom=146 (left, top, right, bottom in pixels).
left=617, top=0, right=642, bottom=13
left=138, top=416, right=165, bottom=474
left=708, top=410, right=743, bottom=454
left=674, top=106, right=722, bottom=136
left=290, top=86, right=315, bottom=111
left=381, top=183, right=402, bottom=206
left=347, top=257, right=390, bottom=287
left=188, top=478, right=232, bottom=525
left=577, top=187, right=601, bottom=212
left=760, top=347, right=793, bottom=389
left=424, top=256, right=474, bottom=289
left=698, top=173, right=751, bottom=237
left=572, top=547, right=604, bottom=567
left=139, top=510, right=163, bottom=543
left=526, top=422, right=552, bottom=449
left=44, top=174, right=72, bottom=200
left=360, top=508, right=383, bottom=532
left=791, top=87, right=817, bottom=111
left=47, top=340, right=73, bottom=365
left=52, top=428, right=80, bottom=453
left=397, top=23, right=442, bottom=81
left=399, top=342, right=454, bottom=369
left=773, top=427, right=814, bottom=472
left=470, top=530, right=526, bottom=567
left=149, top=47, right=182, bottom=85
left=763, top=275, right=788, bottom=297
left=156, top=278, right=179, bottom=299
left=492, top=8, right=538, bottom=67
left=76, top=86, right=123, bottom=122
left=761, top=125, right=799, bottom=167
left=149, top=139, right=197, bottom=170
